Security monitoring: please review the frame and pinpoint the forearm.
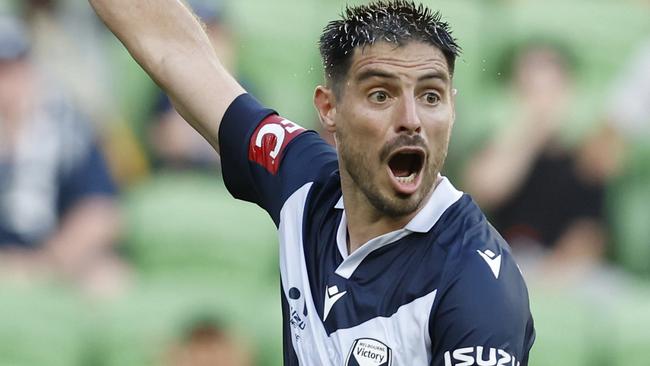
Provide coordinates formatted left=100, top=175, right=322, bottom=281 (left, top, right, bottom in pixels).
left=89, top=0, right=244, bottom=151
left=464, top=120, right=547, bottom=209
left=89, top=0, right=198, bottom=70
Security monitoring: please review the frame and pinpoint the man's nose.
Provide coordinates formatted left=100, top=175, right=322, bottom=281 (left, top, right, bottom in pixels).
left=395, top=95, right=422, bottom=134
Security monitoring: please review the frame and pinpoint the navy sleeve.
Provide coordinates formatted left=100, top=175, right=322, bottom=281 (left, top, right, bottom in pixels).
left=430, top=235, right=535, bottom=366
left=219, top=94, right=338, bottom=225
left=58, top=141, right=117, bottom=216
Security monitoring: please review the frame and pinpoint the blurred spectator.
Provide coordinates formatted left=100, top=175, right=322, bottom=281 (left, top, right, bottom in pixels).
left=0, top=15, right=126, bottom=295
left=463, top=40, right=608, bottom=278
left=148, top=0, right=240, bottom=171
left=17, top=0, right=150, bottom=187
left=165, top=317, right=253, bottom=366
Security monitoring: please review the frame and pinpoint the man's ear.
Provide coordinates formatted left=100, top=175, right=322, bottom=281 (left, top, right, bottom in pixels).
left=314, top=85, right=337, bottom=133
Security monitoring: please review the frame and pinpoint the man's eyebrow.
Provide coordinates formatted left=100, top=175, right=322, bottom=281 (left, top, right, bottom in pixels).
left=418, top=71, right=449, bottom=83
left=355, top=69, right=450, bottom=84
left=355, top=69, right=399, bottom=83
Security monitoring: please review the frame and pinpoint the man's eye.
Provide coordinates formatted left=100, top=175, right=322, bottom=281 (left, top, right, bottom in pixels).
left=423, top=93, right=440, bottom=105
left=369, top=91, right=389, bottom=103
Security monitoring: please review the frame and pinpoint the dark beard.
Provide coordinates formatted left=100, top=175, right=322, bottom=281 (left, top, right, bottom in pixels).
left=337, top=132, right=441, bottom=218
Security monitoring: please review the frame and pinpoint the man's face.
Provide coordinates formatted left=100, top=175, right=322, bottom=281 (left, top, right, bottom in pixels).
left=332, top=41, right=455, bottom=217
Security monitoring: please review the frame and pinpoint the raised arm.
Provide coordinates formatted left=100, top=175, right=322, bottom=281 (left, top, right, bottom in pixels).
left=89, top=0, right=245, bottom=152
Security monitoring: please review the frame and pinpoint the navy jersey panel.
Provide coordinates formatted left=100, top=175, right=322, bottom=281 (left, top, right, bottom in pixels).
left=429, top=196, right=535, bottom=366
left=218, top=93, right=337, bottom=224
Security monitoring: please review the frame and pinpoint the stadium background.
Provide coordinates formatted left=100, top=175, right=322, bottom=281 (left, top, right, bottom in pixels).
left=1, top=0, right=650, bottom=364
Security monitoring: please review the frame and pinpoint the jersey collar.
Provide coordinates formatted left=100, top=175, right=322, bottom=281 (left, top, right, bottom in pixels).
left=334, top=175, right=462, bottom=233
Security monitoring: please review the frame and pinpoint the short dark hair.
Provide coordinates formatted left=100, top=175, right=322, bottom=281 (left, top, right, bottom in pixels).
left=319, top=0, right=461, bottom=95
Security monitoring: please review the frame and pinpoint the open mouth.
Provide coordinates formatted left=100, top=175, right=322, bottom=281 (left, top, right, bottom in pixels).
left=387, top=148, right=425, bottom=191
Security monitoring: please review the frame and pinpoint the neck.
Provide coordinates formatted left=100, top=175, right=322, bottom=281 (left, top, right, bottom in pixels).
left=340, top=174, right=436, bottom=255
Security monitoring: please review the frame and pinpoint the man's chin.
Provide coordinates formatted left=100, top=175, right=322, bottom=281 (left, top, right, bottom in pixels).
left=369, top=191, right=425, bottom=218
left=377, top=173, right=438, bottom=218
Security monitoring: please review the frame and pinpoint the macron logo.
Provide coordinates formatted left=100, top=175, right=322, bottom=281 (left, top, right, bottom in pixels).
left=323, top=285, right=346, bottom=321
left=477, top=249, right=502, bottom=279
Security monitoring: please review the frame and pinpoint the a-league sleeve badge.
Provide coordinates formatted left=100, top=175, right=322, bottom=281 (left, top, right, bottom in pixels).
left=248, top=115, right=305, bottom=174
left=345, top=338, right=392, bottom=366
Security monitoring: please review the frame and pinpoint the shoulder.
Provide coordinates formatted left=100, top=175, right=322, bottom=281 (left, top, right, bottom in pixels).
left=432, top=194, right=531, bottom=325
left=435, top=198, right=532, bottom=321
left=449, top=228, right=527, bottom=307
left=434, top=195, right=509, bottom=261
left=429, top=198, right=535, bottom=364
left=439, top=196, right=526, bottom=296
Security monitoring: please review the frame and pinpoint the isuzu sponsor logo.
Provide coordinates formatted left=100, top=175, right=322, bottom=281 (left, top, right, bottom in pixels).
left=444, top=346, right=520, bottom=366
left=345, top=338, right=392, bottom=366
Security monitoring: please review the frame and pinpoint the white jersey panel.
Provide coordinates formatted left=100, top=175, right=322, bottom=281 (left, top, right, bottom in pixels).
left=279, top=183, right=339, bottom=365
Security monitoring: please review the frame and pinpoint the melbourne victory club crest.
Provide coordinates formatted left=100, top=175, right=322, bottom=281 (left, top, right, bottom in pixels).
left=345, top=338, right=392, bottom=366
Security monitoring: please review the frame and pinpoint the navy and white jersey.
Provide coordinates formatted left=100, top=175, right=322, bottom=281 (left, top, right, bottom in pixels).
left=219, top=94, right=535, bottom=366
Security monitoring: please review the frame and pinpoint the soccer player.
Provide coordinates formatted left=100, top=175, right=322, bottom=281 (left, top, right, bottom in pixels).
left=89, top=0, right=535, bottom=364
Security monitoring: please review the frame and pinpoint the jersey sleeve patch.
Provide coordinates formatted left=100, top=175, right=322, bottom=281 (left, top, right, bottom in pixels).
left=248, top=114, right=306, bottom=174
